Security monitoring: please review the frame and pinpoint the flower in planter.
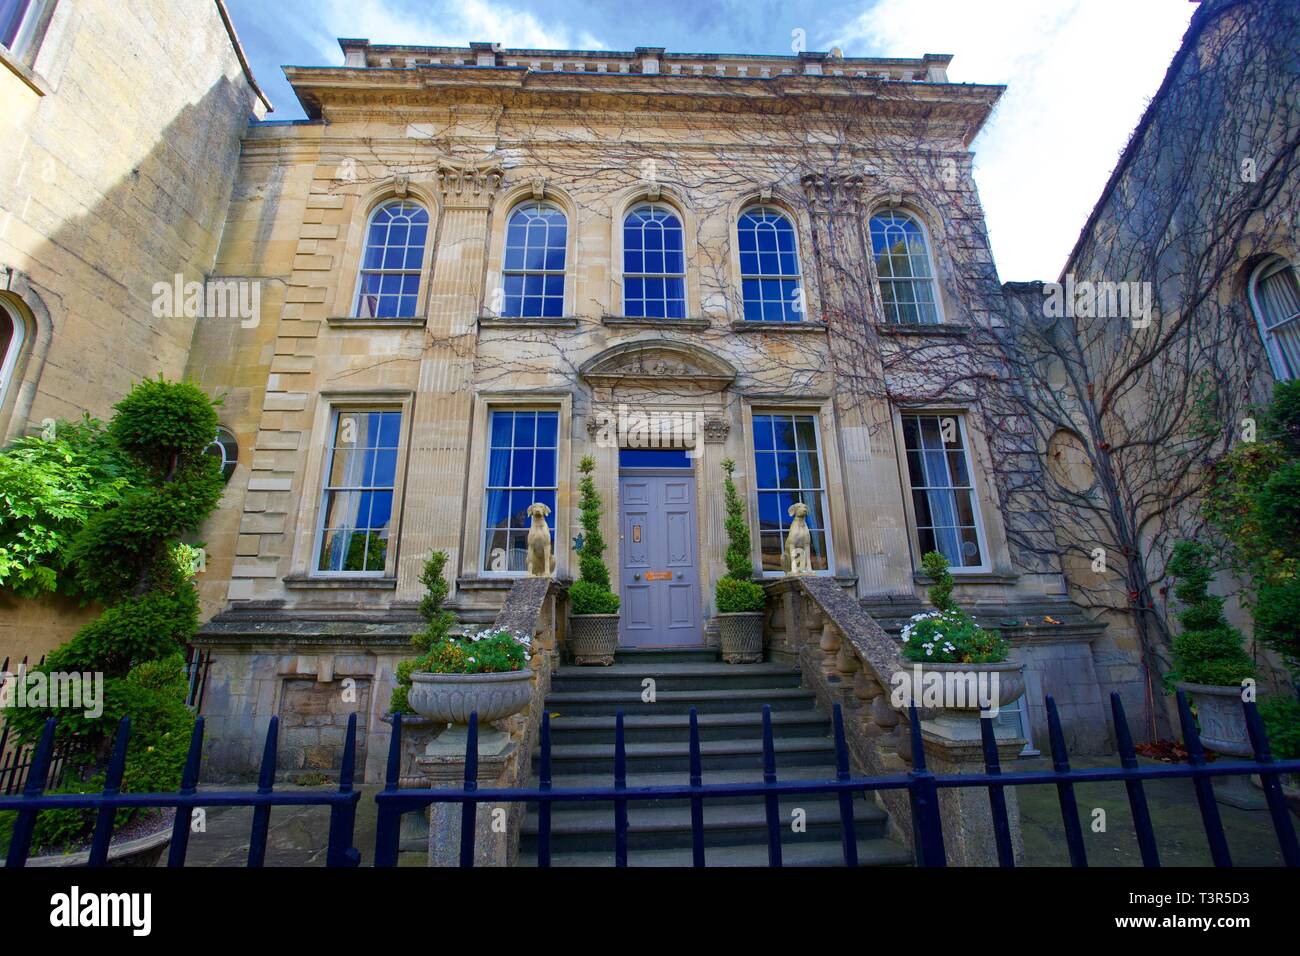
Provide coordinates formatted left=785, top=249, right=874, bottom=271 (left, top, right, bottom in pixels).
left=901, top=552, right=1009, bottom=664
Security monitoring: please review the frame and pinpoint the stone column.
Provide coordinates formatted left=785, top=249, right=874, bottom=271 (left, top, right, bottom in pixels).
left=396, top=162, right=504, bottom=603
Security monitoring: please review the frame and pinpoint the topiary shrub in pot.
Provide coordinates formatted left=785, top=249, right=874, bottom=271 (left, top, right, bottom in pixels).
left=1165, top=540, right=1260, bottom=807
left=568, top=455, right=620, bottom=665
left=898, top=551, right=1023, bottom=715
left=715, top=458, right=765, bottom=663
left=0, top=377, right=225, bottom=863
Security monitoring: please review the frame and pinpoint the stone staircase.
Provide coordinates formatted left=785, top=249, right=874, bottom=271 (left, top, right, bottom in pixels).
left=517, top=647, right=911, bottom=867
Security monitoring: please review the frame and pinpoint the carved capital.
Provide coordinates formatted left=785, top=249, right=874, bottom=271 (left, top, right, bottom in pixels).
left=800, top=167, right=877, bottom=208
left=437, top=161, right=506, bottom=208
left=703, top=417, right=729, bottom=443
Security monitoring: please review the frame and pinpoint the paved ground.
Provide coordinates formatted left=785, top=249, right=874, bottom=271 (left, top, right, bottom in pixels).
left=167, top=755, right=1293, bottom=867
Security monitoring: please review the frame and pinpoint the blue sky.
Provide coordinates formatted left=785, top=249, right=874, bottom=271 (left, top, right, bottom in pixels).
left=225, top=0, right=1196, bottom=280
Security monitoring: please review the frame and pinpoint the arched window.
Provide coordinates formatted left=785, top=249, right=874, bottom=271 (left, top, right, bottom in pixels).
left=738, top=206, right=803, bottom=322
left=0, top=301, right=24, bottom=413
left=623, top=202, right=685, bottom=319
left=869, top=209, right=940, bottom=325
left=502, top=202, right=567, bottom=318
left=354, top=200, right=429, bottom=319
left=1248, top=256, right=1300, bottom=381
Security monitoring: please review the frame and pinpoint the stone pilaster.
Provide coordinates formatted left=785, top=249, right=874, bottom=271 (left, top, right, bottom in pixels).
left=396, top=162, right=504, bottom=603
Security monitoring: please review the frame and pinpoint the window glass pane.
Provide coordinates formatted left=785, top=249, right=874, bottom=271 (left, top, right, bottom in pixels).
left=870, top=210, right=939, bottom=324
left=751, top=412, right=830, bottom=573
left=501, top=203, right=567, bottom=318
left=901, top=414, right=983, bottom=567
left=318, top=410, right=402, bottom=574
left=483, top=410, right=560, bottom=571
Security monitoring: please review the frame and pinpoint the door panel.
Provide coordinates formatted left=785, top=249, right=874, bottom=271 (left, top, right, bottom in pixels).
left=618, top=471, right=702, bottom=646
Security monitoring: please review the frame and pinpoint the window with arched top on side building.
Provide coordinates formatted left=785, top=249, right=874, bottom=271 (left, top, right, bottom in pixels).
left=869, top=208, right=942, bottom=325
left=1248, top=256, right=1300, bottom=381
left=623, top=202, right=686, bottom=319
left=353, top=200, right=429, bottom=319
left=501, top=201, right=567, bottom=318
left=0, top=300, right=25, bottom=415
left=737, top=205, right=803, bottom=322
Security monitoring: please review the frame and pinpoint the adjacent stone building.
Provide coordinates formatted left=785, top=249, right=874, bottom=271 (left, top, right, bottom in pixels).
left=0, top=0, right=268, bottom=665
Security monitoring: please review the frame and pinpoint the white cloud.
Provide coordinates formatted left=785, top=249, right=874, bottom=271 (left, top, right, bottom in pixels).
left=307, top=0, right=606, bottom=63
left=832, top=0, right=1194, bottom=280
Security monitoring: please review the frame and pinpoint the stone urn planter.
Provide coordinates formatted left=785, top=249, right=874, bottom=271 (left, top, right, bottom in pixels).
left=1176, top=681, right=1263, bottom=809
left=25, top=814, right=174, bottom=868
left=408, top=669, right=535, bottom=754
left=717, top=612, right=764, bottom=664
left=901, top=660, right=1026, bottom=714
left=569, top=613, right=619, bottom=666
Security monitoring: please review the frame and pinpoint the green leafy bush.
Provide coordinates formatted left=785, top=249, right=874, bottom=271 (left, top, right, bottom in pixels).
left=572, top=455, right=618, bottom=614
left=570, top=579, right=621, bottom=615
left=901, top=551, right=1008, bottom=664
left=714, top=458, right=764, bottom=613
left=716, top=575, right=766, bottom=614
left=418, top=629, right=530, bottom=674
left=1165, top=541, right=1255, bottom=688
left=389, top=551, right=457, bottom=714
left=0, top=416, right=141, bottom=597
left=1258, top=695, right=1300, bottom=761
left=0, top=377, right=217, bottom=853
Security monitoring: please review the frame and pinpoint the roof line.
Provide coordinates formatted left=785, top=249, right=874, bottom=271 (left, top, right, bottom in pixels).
left=216, top=0, right=273, bottom=113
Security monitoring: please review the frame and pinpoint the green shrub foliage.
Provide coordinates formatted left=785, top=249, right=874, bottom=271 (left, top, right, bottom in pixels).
left=0, top=377, right=221, bottom=852
left=390, top=551, right=456, bottom=714
left=0, top=416, right=141, bottom=597
left=715, top=459, right=764, bottom=613
left=573, top=455, right=619, bottom=614
left=1165, top=541, right=1254, bottom=688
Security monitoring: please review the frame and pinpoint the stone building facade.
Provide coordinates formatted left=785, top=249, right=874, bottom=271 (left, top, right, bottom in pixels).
left=0, top=0, right=268, bottom=665
left=186, top=39, right=1115, bottom=780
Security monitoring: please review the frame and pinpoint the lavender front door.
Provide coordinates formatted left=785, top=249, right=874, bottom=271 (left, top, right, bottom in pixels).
left=618, top=457, right=702, bottom=646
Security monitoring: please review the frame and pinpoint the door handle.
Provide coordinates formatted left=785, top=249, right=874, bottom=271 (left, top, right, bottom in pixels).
left=676, top=573, right=683, bottom=579
left=633, top=573, right=641, bottom=581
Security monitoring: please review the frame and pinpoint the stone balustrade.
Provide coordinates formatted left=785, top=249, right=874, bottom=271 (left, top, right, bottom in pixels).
left=766, top=575, right=1025, bottom=866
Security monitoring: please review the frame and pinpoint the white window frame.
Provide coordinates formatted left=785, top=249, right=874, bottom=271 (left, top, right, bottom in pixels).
left=750, top=409, right=835, bottom=578
left=352, top=200, right=429, bottom=319
left=622, top=201, right=687, bottom=319
left=1247, top=256, right=1300, bottom=382
left=869, top=207, right=945, bottom=325
left=312, top=406, right=404, bottom=577
left=0, top=301, right=25, bottom=414
left=899, top=412, right=990, bottom=574
left=737, top=205, right=804, bottom=323
left=500, top=200, right=568, bottom=319
left=480, top=406, right=562, bottom=577
left=0, top=0, right=53, bottom=63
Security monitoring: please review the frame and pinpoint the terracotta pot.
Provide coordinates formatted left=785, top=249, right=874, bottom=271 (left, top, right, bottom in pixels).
left=717, top=612, right=764, bottom=664
left=569, top=613, right=619, bottom=666
left=407, top=669, right=534, bottom=725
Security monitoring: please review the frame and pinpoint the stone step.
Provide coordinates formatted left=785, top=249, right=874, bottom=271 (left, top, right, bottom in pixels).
left=542, top=686, right=817, bottom=716
left=518, top=795, right=889, bottom=854
left=549, top=661, right=802, bottom=694
left=541, top=708, right=829, bottom=745
left=546, top=735, right=836, bottom=775
left=517, top=835, right=913, bottom=867
left=607, top=647, right=721, bottom=664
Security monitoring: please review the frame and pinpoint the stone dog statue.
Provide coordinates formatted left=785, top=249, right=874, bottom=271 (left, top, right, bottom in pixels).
left=782, top=502, right=813, bottom=576
left=526, top=502, right=556, bottom=577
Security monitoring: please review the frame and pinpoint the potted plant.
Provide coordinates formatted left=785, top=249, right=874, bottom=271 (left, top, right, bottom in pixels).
left=898, top=551, right=1024, bottom=713
left=1165, top=540, right=1260, bottom=807
left=0, top=377, right=226, bottom=865
left=715, top=459, right=765, bottom=663
left=390, top=551, right=534, bottom=749
left=568, top=455, right=620, bottom=665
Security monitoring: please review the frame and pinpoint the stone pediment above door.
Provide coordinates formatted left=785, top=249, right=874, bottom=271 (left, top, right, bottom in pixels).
left=578, top=341, right=737, bottom=391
